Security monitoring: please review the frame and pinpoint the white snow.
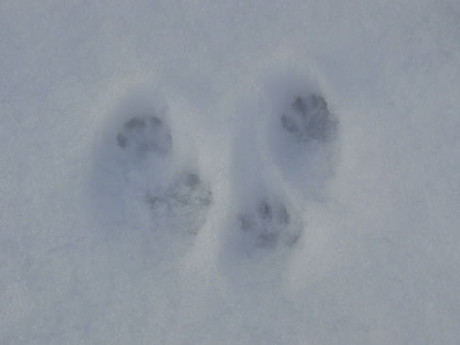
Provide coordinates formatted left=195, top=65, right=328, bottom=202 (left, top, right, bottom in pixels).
left=1, top=0, right=460, bottom=344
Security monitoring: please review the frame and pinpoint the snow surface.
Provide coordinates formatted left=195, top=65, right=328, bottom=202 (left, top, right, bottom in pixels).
left=1, top=0, right=460, bottom=344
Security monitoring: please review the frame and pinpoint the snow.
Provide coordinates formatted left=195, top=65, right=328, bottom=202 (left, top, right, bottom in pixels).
left=1, top=0, right=460, bottom=344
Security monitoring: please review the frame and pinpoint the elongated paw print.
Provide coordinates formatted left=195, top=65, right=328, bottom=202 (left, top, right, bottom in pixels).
left=91, top=92, right=213, bottom=238
left=114, top=112, right=212, bottom=234
left=281, top=94, right=337, bottom=143
left=115, top=113, right=212, bottom=234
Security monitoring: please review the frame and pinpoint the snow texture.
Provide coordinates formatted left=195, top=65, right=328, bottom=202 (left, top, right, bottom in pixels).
left=1, top=0, right=460, bottom=344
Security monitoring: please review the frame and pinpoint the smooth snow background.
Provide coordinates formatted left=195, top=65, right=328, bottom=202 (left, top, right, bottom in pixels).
left=1, top=0, right=460, bottom=344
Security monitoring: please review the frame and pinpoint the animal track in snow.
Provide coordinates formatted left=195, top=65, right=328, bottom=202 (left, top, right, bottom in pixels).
left=281, top=94, right=337, bottom=143
left=237, top=196, right=301, bottom=248
left=114, top=111, right=212, bottom=234
left=231, top=77, right=340, bottom=253
left=116, top=115, right=172, bottom=156
left=91, top=74, right=339, bottom=256
left=145, top=172, right=211, bottom=211
left=91, top=90, right=212, bottom=238
left=264, top=84, right=339, bottom=201
left=144, top=171, right=212, bottom=234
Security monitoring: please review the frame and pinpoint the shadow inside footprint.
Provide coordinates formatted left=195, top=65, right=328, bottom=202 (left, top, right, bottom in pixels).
left=102, top=109, right=212, bottom=236
left=238, top=197, right=300, bottom=248
left=281, top=94, right=337, bottom=143
left=116, top=115, right=172, bottom=157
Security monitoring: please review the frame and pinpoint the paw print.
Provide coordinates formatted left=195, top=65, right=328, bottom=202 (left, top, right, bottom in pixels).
left=281, top=94, right=336, bottom=143
left=116, top=115, right=172, bottom=157
left=238, top=197, right=300, bottom=248
left=145, top=172, right=212, bottom=214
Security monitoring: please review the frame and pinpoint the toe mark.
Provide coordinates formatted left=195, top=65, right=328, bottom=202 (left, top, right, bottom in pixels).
left=281, top=94, right=337, bottom=143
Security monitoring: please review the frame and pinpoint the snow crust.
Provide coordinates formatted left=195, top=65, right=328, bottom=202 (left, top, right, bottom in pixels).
left=1, top=0, right=460, bottom=344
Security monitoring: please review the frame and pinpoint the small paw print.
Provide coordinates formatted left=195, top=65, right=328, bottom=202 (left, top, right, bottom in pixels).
left=238, top=197, right=299, bottom=248
left=116, top=115, right=172, bottom=156
left=281, top=94, right=336, bottom=143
